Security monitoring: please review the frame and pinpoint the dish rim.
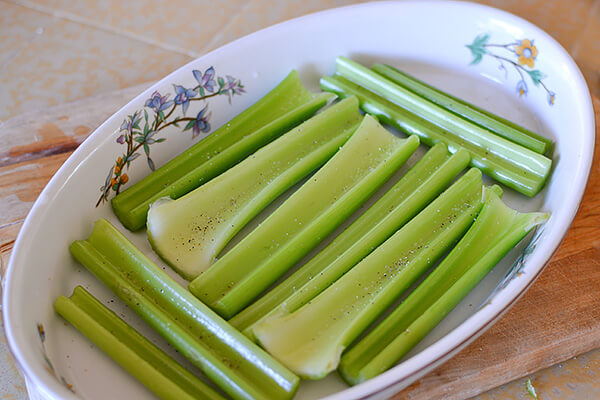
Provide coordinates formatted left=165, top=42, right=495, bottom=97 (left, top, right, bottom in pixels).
left=2, top=1, right=595, bottom=399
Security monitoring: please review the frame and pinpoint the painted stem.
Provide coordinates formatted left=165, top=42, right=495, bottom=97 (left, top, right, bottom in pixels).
left=252, top=169, right=491, bottom=379
left=55, top=286, right=225, bottom=400
left=339, top=189, right=549, bottom=384
left=112, top=70, right=332, bottom=230
left=147, top=96, right=362, bottom=280
left=70, top=219, right=300, bottom=400
left=231, top=143, right=470, bottom=338
left=190, top=115, right=420, bottom=319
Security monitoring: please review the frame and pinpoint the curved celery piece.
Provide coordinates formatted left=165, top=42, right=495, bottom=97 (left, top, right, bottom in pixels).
left=70, top=219, right=299, bottom=400
left=190, top=116, right=420, bottom=319
left=321, top=75, right=550, bottom=197
left=329, top=57, right=552, bottom=197
left=339, top=189, right=549, bottom=384
left=55, top=286, right=225, bottom=400
left=112, top=70, right=334, bottom=231
left=252, top=169, right=490, bottom=379
left=371, top=63, right=552, bottom=155
left=232, top=143, right=470, bottom=338
left=147, top=97, right=362, bottom=280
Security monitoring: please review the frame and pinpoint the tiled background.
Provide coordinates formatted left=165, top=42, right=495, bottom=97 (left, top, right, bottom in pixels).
left=1, top=0, right=599, bottom=399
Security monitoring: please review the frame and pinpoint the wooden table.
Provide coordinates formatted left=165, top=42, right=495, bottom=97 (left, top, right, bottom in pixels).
left=1, top=1, right=599, bottom=399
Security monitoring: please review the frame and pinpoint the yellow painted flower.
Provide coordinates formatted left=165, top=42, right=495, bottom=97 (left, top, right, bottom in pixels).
left=120, top=174, right=129, bottom=184
left=515, top=39, right=538, bottom=68
left=114, top=165, right=121, bottom=174
left=110, top=178, right=118, bottom=188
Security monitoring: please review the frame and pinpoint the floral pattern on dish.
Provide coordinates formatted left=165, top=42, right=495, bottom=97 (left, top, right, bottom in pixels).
left=97, top=67, right=245, bottom=206
left=466, top=34, right=555, bottom=106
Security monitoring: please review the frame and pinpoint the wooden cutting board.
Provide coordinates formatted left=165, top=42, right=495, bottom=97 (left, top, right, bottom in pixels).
left=0, top=89, right=598, bottom=400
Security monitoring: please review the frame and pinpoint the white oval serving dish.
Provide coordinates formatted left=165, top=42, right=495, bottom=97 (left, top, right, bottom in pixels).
left=3, top=1, right=594, bottom=399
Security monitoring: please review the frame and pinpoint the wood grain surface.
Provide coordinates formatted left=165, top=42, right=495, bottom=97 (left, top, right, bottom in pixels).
left=0, top=88, right=597, bottom=399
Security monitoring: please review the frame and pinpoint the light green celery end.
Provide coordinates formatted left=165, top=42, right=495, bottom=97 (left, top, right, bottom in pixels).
left=147, top=96, right=362, bottom=280
left=252, top=168, right=486, bottom=379
left=231, top=143, right=470, bottom=338
left=190, top=115, right=420, bottom=318
left=339, top=188, right=548, bottom=384
left=55, top=286, right=224, bottom=400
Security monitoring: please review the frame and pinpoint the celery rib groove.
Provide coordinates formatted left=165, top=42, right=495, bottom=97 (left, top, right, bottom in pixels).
left=70, top=219, right=299, bottom=400
left=339, top=189, right=549, bottom=384
left=322, top=57, right=552, bottom=197
left=55, top=286, right=225, bottom=400
left=147, top=96, right=362, bottom=280
left=252, top=169, right=490, bottom=379
left=231, top=143, right=470, bottom=338
left=190, top=115, right=420, bottom=319
left=371, top=63, right=552, bottom=155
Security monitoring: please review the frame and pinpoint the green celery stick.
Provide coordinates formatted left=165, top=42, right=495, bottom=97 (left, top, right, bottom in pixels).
left=339, top=189, right=549, bottom=384
left=112, top=70, right=333, bottom=231
left=252, top=168, right=491, bottom=379
left=147, top=96, right=362, bottom=280
left=321, top=74, right=549, bottom=197
left=330, top=57, right=552, bottom=197
left=55, top=286, right=224, bottom=400
left=371, top=63, right=552, bottom=155
left=231, top=143, right=470, bottom=338
left=70, top=219, right=299, bottom=400
left=189, top=116, right=420, bottom=319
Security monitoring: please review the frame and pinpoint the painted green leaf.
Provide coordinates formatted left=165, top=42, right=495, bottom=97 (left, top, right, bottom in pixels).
left=183, top=120, right=195, bottom=131
left=526, top=69, right=545, bottom=86
left=466, top=33, right=489, bottom=65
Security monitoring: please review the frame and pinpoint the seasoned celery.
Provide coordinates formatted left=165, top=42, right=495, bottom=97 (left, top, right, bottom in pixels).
left=112, top=70, right=333, bottom=231
left=371, top=63, right=552, bottom=155
left=231, top=143, right=470, bottom=338
left=190, top=115, right=420, bottom=319
left=252, top=169, right=492, bottom=379
left=339, top=189, right=549, bottom=384
left=326, top=57, right=552, bottom=197
left=55, top=286, right=224, bottom=400
left=70, top=219, right=299, bottom=400
left=321, top=74, right=550, bottom=197
left=147, top=97, right=362, bottom=280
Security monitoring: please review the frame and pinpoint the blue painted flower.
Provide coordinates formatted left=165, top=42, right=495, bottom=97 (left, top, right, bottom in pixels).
left=516, top=80, right=528, bottom=97
left=192, top=106, right=211, bottom=137
left=225, top=75, right=245, bottom=96
left=193, top=67, right=216, bottom=92
left=119, top=111, right=142, bottom=133
left=173, top=85, right=197, bottom=114
left=145, top=91, right=173, bottom=113
left=547, top=91, right=556, bottom=106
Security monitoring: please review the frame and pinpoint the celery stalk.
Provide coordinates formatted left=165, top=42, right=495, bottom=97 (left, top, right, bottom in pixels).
left=339, top=189, right=549, bottom=384
left=190, top=115, right=420, bottom=319
left=320, top=74, right=550, bottom=197
left=55, top=286, right=225, bottom=400
left=329, top=57, right=552, bottom=197
left=70, top=219, right=299, bottom=400
left=252, top=168, right=490, bottom=379
left=147, top=96, right=362, bottom=280
left=112, top=70, right=333, bottom=231
left=231, top=143, right=470, bottom=337
left=371, top=64, right=552, bottom=155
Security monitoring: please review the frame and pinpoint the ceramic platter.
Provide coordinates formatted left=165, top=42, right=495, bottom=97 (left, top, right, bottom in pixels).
left=3, top=2, right=594, bottom=399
